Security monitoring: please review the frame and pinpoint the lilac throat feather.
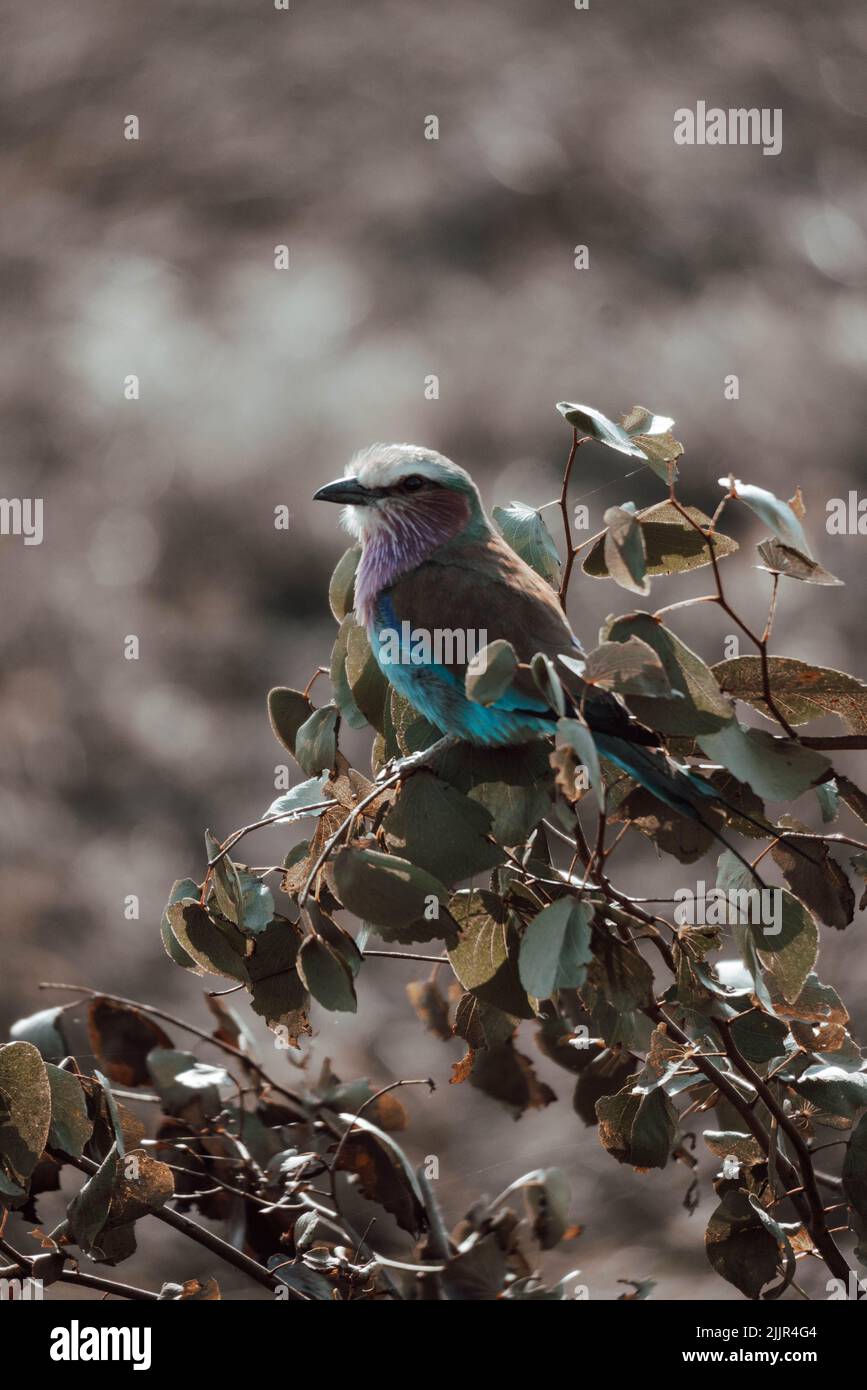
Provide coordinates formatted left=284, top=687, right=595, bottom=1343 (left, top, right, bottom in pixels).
left=353, top=491, right=471, bottom=628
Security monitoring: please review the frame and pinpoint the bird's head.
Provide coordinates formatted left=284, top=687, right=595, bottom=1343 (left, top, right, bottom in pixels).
left=313, top=444, right=487, bottom=554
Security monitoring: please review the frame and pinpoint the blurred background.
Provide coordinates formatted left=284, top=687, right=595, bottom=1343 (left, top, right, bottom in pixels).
left=2, top=0, right=867, bottom=1299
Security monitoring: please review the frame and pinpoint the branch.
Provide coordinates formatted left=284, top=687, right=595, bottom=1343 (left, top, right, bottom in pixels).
left=57, top=1269, right=160, bottom=1301
left=208, top=801, right=337, bottom=870
left=299, top=769, right=402, bottom=906
left=0, top=1233, right=159, bottom=1302
left=713, top=1017, right=853, bottom=1285
left=558, top=430, right=587, bottom=607
left=38, top=982, right=309, bottom=1119
left=800, top=735, right=867, bottom=751
left=329, top=1078, right=435, bottom=1217
left=666, top=488, right=800, bottom=740
left=602, top=914, right=855, bottom=1287
left=60, top=1152, right=304, bottom=1299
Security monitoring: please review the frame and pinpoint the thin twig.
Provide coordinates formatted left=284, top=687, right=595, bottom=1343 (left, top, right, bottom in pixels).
left=299, top=771, right=402, bottom=906
left=558, top=430, right=588, bottom=607
left=59, top=1152, right=305, bottom=1299
left=38, top=982, right=309, bottom=1118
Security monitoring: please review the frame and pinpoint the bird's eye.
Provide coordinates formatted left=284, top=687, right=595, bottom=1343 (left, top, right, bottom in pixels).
left=402, top=475, right=426, bottom=492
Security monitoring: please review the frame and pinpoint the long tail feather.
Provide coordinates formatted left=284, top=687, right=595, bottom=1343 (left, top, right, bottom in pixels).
left=591, top=733, right=809, bottom=880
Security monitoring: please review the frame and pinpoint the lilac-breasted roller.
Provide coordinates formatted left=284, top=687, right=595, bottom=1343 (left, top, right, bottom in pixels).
left=313, top=443, right=723, bottom=823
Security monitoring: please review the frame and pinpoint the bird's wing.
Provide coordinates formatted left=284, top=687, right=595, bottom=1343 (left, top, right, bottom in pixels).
left=386, top=533, right=578, bottom=694
left=385, top=532, right=654, bottom=740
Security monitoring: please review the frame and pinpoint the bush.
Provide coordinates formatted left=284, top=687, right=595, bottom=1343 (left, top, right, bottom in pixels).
left=4, top=403, right=867, bottom=1301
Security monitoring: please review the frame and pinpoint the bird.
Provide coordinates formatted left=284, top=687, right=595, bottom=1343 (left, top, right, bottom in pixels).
left=312, top=442, right=734, bottom=832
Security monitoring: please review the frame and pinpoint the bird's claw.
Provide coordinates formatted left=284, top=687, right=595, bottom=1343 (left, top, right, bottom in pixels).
left=375, top=736, right=458, bottom=783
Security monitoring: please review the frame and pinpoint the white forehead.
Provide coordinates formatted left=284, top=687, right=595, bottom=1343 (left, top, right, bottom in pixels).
left=348, top=443, right=462, bottom=489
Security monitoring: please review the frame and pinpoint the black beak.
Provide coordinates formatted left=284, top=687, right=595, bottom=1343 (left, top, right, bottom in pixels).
left=313, top=477, right=374, bottom=506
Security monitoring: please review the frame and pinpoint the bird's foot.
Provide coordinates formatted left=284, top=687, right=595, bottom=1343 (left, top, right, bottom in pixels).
left=376, top=735, right=459, bottom=783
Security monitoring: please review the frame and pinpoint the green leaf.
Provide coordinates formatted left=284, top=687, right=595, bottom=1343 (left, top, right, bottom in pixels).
left=67, top=1144, right=119, bottom=1254
left=611, top=786, right=716, bottom=864
left=448, top=889, right=534, bottom=1019
left=46, top=1066, right=93, bottom=1159
left=603, top=613, right=732, bottom=735
left=758, top=903, right=818, bottom=1004
left=205, top=843, right=273, bottom=936
left=247, top=920, right=310, bottom=1043
left=520, top=1168, right=572, bottom=1249
left=747, top=1196, right=798, bottom=1298
left=235, top=873, right=274, bottom=935
left=717, top=853, right=819, bottom=1002
left=294, top=705, right=339, bottom=776
left=722, top=478, right=812, bottom=555
left=160, top=878, right=201, bottom=971
left=263, top=771, right=331, bottom=823
left=596, top=1079, right=676, bottom=1168
left=333, top=1121, right=425, bottom=1236
left=466, top=639, right=518, bottom=706
left=492, top=502, right=561, bottom=587
left=166, top=900, right=250, bottom=982
left=333, top=847, right=455, bottom=944
left=708, top=768, right=772, bottom=839
left=328, top=546, right=360, bottom=621
left=702, top=1131, right=765, bottom=1167
left=330, top=615, right=368, bottom=730
left=147, top=1049, right=224, bottom=1117
left=556, top=402, right=647, bottom=459
left=297, top=935, right=357, bottom=1013
left=816, top=780, right=839, bottom=825
left=205, top=830, right=244, bottom=923
left=698, top=721, right=830, bottom=801
left=713, top=656, right=867, bottom=733
left=303, top=901, right=363, bottom=977
left=9, top=1007, right=69, bottom=1063
left=345, top=620, right=389, bottom=733
left=518, top=898, right=594, bottom=999
left=385, top=689, right=440, bottom=759
left=530, top=652, right=566, bottom=716
left=851, top=852, right=867, bottom=913
left=268, top=1257, right=334, bottom=1301
left=453, top=993, right=518, bottom=1049
left=0, top=1041, right=52, bottom=1187
left=584, top=931, right=655, bottom=1014
left=602, top=505, right=649, bottom=595
left=705, top=1189, right=782, bottom=1299
left=770, top=831, right=854, bottom=930
left=554, top=717, right=603, bottom=810
left=66, top=1143, right=173, bottom=1263
left=467, top=1040, right=557, bottom=1116
left=383, top=773, right=503, bottom=883
left=87, top=998, right=173, bottom=1088
left=784, top=1066, right=867, bottom=1121
left=582, top=637, right=672, bottom=697
left=105, top=1150, right=173, bottom=1228
left=619, top=405, right=683, bottom=480
left=267, top=687, right=314, bottom=756
left=757, top=538, right=842, bottom=587
left=433, top=741, right=554, bottom=846
left=557, top=402, right=683, bottom=480
left=843, top=1112, right=867, bottom=1219
left=728, top=1010, right=789, bottom=1064
left=584, top=501, right=737, bottom=580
